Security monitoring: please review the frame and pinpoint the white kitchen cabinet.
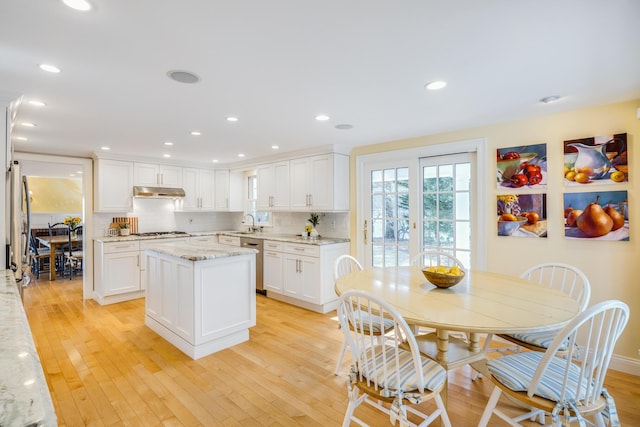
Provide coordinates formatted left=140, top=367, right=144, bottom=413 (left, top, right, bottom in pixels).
left=189, top=235, right=218, bottom=244
left=94, top=240, right=142, bottom=304
left=134, top=162, right=182, bottom=188
left=289, top=153, right=349, bottom=211
left=256, top=161, right=290, bottom=210
left=94, top=159, right=134, bottom=212
left=218, top=235, right=240, bottom=247
left=214, top=169, right=243, bottom=211
left=265, top=240, right=348, bottom=313
left=181, top=167, right=214, bottom=210
left=263, top=240, right=283, bottom=293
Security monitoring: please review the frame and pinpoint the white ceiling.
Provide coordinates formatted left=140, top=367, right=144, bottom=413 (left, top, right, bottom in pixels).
left=2, top=1, right=640, bottom=167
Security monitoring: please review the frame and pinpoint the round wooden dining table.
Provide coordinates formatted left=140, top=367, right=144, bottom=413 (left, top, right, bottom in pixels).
left=334, top=266, right=581, bottom=367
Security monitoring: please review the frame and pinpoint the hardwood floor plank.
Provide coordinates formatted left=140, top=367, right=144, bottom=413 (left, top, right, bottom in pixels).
left=23, top=276, right=640, bottom=426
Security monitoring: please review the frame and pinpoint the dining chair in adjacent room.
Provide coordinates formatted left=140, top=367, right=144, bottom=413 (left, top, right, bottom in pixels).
left=478, top=300, right=629, bottom=427
left=64, top=225, right=83, bottom=280
left=48, top=222, right=70, bottom=277
left=337, top=290, right=451, bottom=427
left=483, top=262, right=591, bottom=355
left=333, top=255, right=394, bottom=376
left=29, top=233, right=50, bottom=279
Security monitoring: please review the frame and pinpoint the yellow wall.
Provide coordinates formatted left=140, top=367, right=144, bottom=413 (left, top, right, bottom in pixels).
left=350, top=99, right=640, bottom=362
left=27, top=177, right=83, bottom=213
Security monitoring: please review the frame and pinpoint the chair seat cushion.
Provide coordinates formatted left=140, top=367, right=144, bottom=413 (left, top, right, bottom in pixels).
left=487, top=351, right=588, bottom=402
left=360, top=345, right=446, bottom=392
left=505, top=329, right=568, bottom=350
left=353, top=310, right=394, bottom=334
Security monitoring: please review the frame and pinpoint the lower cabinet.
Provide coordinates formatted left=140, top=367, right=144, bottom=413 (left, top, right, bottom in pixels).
left=264, top=240, right=348, bottom=313
left=94, top=240, right=142, bottom=305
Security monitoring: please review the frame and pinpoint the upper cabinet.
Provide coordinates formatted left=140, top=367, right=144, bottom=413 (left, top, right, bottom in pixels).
left=181, top=167, right=214, bottom=210
left=94, top=159, right=134, bottom=212
left=214, top=169, right=243, bottom=211
left=134, top=162, right=182, bottom=188
left=256, top=161, right=290, bottom=211
left=289, top=153, right=349, bottom=211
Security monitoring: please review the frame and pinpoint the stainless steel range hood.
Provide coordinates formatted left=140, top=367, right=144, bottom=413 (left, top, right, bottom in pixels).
left=133, top=186, right=185, bottom=198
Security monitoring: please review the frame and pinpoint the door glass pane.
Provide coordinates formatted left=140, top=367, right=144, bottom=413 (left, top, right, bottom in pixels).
left=369, top=166, right=410, bottom=267
left=419, top=155, right=472, bottom=268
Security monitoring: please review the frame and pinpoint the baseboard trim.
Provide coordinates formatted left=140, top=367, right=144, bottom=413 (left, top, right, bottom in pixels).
left=609, top=354, right=640, bottom=376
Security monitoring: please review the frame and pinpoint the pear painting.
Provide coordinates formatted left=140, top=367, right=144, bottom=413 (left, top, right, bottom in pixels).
left=564, top=191, right=629, bottom=241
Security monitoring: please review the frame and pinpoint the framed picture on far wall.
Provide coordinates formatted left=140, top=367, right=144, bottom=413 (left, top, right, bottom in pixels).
left=563, top=133, right=628, bottom=186
left=497, top=193, right=547, bottom=238
left=496, top=143, right=547, bottom=190
left=564, top=190, right=629, bottom=241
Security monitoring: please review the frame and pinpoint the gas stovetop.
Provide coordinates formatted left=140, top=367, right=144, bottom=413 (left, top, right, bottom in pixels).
left=133, top=231, right=189, bottom=237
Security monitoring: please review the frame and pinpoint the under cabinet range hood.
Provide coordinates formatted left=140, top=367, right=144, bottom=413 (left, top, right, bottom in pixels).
left=133, top=186, right=186, bottom=198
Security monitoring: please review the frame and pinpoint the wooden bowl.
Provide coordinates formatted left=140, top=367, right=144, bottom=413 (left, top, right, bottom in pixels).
left=422, top=269, right=465, bottom=288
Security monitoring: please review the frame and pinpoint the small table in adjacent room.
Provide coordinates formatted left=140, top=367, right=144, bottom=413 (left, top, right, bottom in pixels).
left=36, top=234, right=80, bottom=281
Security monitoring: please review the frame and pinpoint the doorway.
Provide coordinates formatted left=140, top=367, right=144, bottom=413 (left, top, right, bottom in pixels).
left=356, top=138, right=488, bottom=270
left=14, top=152, right=93, bottom=299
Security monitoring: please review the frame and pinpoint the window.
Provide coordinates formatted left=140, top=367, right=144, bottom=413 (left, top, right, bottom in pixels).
left=247, top=175, right=270, bottom=225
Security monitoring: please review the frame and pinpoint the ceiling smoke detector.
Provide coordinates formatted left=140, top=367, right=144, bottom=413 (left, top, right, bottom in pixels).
left=167, top=70, right=200, bottom=84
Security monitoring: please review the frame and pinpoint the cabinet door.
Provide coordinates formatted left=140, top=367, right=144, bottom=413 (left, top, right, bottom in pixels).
left=272, top=161, right=290, bottom=210
left=282, top=254, right=319, bottom=302
left=256, top=164, right=273, bottom=210
left=198, top=169, right=215, bottom=209
left=103, top=251, right=140, bottom=295
left=134, top=162, right=159, bottom=186
left=182, top=167, right=199, bottom=209
left=289, top=158, right=310, bottom=210
left=263, top=249, right=283, bottom=293
left=95, top=159, right=133, bottom=212
left=214, top=169, right=230, bottom=210
left=307, top=154, right=332, bottom=210
left=159, top=165, right=182, bottom=187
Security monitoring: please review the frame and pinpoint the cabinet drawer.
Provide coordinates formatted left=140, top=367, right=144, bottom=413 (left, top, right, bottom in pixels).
left=218, top=235, right=240, bottom=246
left=264, top=240, right=283, bottom=251
left=282, top=242, right=320, bottom=257
left=102, top=241, right=140, bottom=253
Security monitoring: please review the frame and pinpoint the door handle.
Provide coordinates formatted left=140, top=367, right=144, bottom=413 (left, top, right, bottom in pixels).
left=363, top=219, right=368, bottom=245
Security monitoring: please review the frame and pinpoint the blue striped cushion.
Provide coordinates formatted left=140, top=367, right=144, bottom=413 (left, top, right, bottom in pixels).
left=359, top=345, right=446, bottom=392
left=506, top=329, right=568, bottom=351
left=487, top=352, right=588, bottom=402
left=353, top=310, right=394, bottom=333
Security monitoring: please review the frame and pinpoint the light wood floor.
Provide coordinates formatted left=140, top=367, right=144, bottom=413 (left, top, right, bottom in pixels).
left=23, top=276, right=640, bottom=426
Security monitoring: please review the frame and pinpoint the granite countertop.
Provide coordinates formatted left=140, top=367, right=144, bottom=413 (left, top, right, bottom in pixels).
left=216, top=231, right=350, bottom=245
left=96, top=231, right=349, bottom=246
left=0, top=270, right=57, bottom=427
left=143, top=240, right=259, bottom=261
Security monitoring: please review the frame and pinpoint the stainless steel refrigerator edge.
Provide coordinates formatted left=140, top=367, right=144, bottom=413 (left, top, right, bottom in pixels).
left=8, top=160, right=32, bottom=298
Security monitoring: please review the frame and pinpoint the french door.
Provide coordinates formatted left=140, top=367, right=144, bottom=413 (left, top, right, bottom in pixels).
left=360, top=146, right=481, bottom=269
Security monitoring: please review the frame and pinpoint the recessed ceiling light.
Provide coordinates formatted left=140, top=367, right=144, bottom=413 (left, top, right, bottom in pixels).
left=76, top=171, right=83, bottom=174
left=21, top=122, right=36, bottom=127
left=540, top=95, right=561, bottom=104
left=101, top=146, right=111, bottom=151
left=62, top=0, right=92, bottom=11
left=212, top=159, right=219, bottom=163
left=226, top=116, right=238, bottom=122
left=167, top=70, right=200, bottom=84
left=271, top=145, right=279, bottom=150
left=28, top=100, right=46, bottom=107
left=163, top=154, right=171, bottom=158
left=39, top=64, right=61, bottom=73
left=164, top=141, right=174, bottom=146
left=335, top=124, right=353, bottom=130
left=191, top=131, right=201, bottom=136
left=15, top=136, right=27, bottom=141
left=425, top=80, right=447, bottom=90
left=315, top=114, right=330, bottom=121
left=238, top=153, right=245, bottom=158
left=69, top=173, right=76, bottom=177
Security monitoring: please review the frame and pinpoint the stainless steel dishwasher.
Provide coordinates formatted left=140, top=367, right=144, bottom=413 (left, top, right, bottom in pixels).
left=240, top=236, right=264, bottom=294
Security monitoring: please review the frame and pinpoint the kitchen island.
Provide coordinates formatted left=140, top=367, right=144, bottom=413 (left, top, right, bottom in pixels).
left=143, top=241, right=257, bottom=359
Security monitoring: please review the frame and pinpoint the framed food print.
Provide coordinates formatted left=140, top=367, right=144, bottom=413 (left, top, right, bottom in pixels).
left=563, top=190, right=629, bottom=241
left=497, top=193, right=547, bottom=238
left=496, top=143, right=547, bottom=190
left=563, top=133, right=628, bottom=186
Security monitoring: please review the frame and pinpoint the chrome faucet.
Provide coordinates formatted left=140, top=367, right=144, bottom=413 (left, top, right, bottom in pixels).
left=244, top=214, right=256, bottom=232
